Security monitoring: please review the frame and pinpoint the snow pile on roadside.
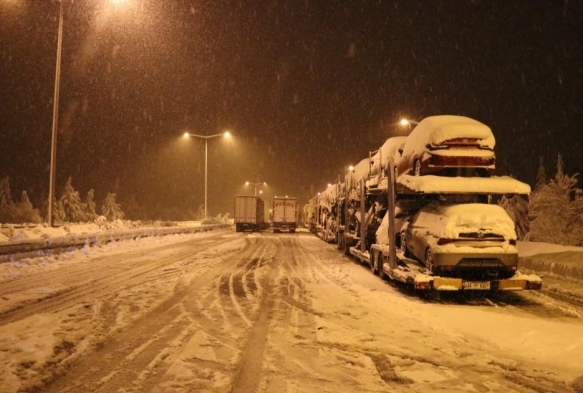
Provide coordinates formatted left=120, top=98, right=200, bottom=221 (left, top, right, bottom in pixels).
left=0, top=219, right=200, bottom=246
left=518, top=241, right=583, bottom=281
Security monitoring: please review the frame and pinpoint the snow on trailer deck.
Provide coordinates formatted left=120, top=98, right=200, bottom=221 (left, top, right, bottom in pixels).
left=375, top=174, right=532, bottom=195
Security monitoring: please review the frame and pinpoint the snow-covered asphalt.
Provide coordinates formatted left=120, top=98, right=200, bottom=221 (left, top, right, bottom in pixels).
left=0, top=229, right=582, bottom=393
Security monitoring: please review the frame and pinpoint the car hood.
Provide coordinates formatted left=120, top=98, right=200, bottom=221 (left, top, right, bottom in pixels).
left=421, top=202, right=517, bottom=240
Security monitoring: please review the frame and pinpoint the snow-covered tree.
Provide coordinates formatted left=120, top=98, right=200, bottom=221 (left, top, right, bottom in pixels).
left=11, top=191, right=42, bottom=224
left=53, top=198, right=66, bottom=223
left=571, top=189, right=583, bottom=245
left=0, top=178, right=41, bottom=223
left=60, top=177, right=86, bottom=222
left=101, top=193, right=124, bottom=221
left=535, top=157, right=547, bottom=191
left=527, top=154, right=582, bottom=246
left=84, top=189, right=98, bottom=221
left=499, top=194, right=529, bottom=240
left=0, top=176, right=13, bottom=210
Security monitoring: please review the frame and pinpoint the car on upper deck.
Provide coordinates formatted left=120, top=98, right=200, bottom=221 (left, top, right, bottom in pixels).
left=395, top=115, right=496, bottom=178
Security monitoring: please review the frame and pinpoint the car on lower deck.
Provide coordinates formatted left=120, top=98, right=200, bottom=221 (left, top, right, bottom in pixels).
left=400, top=201, right=518, bottom=280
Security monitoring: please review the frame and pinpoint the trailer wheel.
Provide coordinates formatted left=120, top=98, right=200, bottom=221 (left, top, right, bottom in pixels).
left=393, top=167, right=399, bottom=188
left=425, top=249, right=434, bottom=275
left=414, top=159, right=422, bottom=176
left=370, top=251, right=377, bottom=275
left=378, top=252, right=386, bottom=280
left=400, top=232, right=410, bottom=257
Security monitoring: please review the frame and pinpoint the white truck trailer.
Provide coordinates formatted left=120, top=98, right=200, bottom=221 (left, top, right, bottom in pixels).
left=272, top=197, right=298, bottom=233
left=234, top=195, right=265, bottom=232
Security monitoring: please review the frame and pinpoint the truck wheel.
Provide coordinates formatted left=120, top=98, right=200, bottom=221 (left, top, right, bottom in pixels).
left=425, top=249, right=434, bottom=275
left=400, top=233, right=410, bottom=257
left=414, top=159, right=422, bottom=176
left=394, top=167, right=399, bottom=188
left=344, top=236, right=351, bottom=256
left=378, top=252, right=386, bottom=280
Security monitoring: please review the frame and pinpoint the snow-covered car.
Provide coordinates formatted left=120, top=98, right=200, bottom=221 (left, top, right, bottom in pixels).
left=395, top=115, right=496, bottom=177
left=370, top=136, right=407, bottom=181
left=400, top=201, right=518, bottom=280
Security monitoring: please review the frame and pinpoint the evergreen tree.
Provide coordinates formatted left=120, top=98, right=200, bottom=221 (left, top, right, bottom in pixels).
left=535, top=157, right=547, bottom=191
left=0, top=176, right=13, bottom=223
left=499, top=194, right=529, bottom=240
left=84, top=189, right=98, bottom=221
left=527, top=154, right=581, bottom=245
left=0, top=178, right=41, bottom=223
left=101, top=193, right=124, bottom=221
left=571, top=189, right=583, bottom=246
left=53, top=198, right=66, bottom=224
left=11, top=191, right=42, bottom=223
left=556, top=152, right=565, bottom=178
left=60, top=177, right=86, bottom=222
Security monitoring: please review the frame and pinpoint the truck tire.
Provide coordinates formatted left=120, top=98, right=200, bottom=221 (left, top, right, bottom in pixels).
left=378, top=252, right=386, bottom=280
left=344, top=236, right=351, bottom=256
left=370, top=251, right=377, bottom=275
left=425, top=249, right=434, bottom=275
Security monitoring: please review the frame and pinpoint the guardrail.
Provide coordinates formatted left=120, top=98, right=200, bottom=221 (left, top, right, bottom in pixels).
left=0, top=223, right=231, bottom=261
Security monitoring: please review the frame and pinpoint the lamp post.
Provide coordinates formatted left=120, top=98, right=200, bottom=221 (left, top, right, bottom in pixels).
left=183, top=131, right=231, bottom=219
left=47, top=0, right=127, bottom=226
left=47, top=0, right=64, bottom=227
left=245, top=181, right=266, bottom=196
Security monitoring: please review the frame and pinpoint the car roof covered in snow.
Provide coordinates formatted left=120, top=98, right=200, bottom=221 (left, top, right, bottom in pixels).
left=371, top=136, right=407, bottom=171
left=403, top=115, right=496, bottom=155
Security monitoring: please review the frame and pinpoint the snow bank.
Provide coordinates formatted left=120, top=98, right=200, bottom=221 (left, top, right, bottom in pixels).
left=518, top=241, right=583, bottom=280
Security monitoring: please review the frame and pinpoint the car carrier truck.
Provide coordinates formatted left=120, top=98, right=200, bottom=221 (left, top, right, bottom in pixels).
left=234, top=195, right=265, bottom=232
left=272, top=196, right=298, bottom=233
left=311, top=129, right=542, bottom=293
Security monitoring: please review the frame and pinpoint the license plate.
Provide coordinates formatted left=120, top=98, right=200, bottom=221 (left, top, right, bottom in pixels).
left=463, top=281, right=490, bottom=290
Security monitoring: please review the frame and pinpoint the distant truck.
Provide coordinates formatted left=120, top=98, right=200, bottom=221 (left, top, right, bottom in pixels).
left=234, top=195, right=265, bottom=232
left=272, top=197, right=298, bottom=233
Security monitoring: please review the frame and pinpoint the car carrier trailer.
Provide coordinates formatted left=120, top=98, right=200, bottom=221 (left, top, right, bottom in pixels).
left=343, top=155, right=543, bottom=293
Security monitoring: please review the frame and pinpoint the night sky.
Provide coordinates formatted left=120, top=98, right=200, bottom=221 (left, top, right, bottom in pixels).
left=1, top=0, right=582, bottom=220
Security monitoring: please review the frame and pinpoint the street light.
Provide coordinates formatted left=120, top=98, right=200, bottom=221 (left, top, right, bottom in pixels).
left=47, top=0, right=127, bottom=226
left=245, top=181, right=267, bottom=196
left=47, top=0, right=64, bottom=227
left=400, top=118, right=420, bottom=131
left=183, top=131, right=232, bottom=219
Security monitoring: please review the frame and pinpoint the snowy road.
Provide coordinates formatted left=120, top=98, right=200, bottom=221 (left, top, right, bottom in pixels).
left=1, top=229, right=582, bottom=393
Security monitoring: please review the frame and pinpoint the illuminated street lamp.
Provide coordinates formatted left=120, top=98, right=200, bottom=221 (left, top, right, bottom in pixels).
left=399, top=118, right=420, bottom=131
left=245, top=181, right=267, bottom=196
left=47, top=0, right=128, bottom=226
left=47, top=0, right=64, bottom=226
left=184, top=131, right=232, bottom=219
